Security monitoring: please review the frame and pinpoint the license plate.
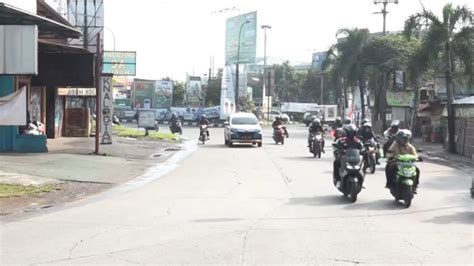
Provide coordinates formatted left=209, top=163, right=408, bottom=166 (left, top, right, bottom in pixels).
left=241, top=135, right=252, bottom=139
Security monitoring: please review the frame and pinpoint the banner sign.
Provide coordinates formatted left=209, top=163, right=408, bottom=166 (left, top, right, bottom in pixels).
left=386, top=90, right=414, bottom=107
left=154, top=80, right=173, bottom=109
left=186, top=76, right=203, bottom=104
left=58, top=88, right=96, bottom=96
left=225, top=12, right=257, bottom=65
left=100, top=76, right=113, bottom=144
left=0, top=86, right=27, bottom=125
left=220, top=65, right=236, bottom=119
left=103, top=51, right=137, bottom=76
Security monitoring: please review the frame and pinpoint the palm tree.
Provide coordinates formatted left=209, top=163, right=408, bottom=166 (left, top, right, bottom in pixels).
left=404, top=3, right=473, bottom=153
left=326, top=28, right=370, bottom=120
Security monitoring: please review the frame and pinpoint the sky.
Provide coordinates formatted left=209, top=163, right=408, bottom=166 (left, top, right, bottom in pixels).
left=103, top=0, right=472, bottom=81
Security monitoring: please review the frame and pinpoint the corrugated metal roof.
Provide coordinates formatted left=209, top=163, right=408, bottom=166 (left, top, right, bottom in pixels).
left=454, top=96, right=474, bottom=105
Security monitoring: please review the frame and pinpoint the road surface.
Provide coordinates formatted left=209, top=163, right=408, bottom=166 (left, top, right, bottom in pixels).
left=1, top=125, right=472, bottom=264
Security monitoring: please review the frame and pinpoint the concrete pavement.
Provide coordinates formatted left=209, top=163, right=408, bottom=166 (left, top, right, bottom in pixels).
left=1, top=125, right=472, bottom=264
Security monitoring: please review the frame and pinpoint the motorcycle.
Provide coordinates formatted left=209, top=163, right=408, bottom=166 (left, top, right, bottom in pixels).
left=310, top=132, right=323, bottom=158
left=362, top=139, right=377, bottom=174
left=199, top=125, right=208, bottom=144
left=334, top=148, right=365, bottom=203
left=273, top=125, right=286, bottom=145
left=170, top=120, right=183, bottom=135
left=388, top=154, right=420, bottom=208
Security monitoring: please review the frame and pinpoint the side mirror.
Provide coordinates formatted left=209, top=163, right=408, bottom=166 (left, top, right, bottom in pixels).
left=224, top=121, right=229, bottom=126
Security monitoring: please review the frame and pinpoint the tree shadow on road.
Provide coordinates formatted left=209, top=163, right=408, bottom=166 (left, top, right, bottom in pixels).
left=288, top=195, right=350, bottom=206
left=423, top=211, right=474, bottom=225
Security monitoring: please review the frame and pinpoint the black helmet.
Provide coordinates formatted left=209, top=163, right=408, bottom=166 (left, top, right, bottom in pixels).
left=171, top=112, right=177, bottom=118
left=335, top=116, right=342, bottom=123
left=344, top=124, right=358, bottom=139
left=201, top=114, right=207, bottom=119
left=396, top=129, right=412, bottom=146
left=311, top=115, right=318, bottom=122
left=312, top=118, right=321, bottom=127
left=344, top=118, right=352, bottom=125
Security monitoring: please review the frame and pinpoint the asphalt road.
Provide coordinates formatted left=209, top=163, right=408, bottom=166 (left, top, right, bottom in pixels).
left=1, top=125, right=472, bottom=264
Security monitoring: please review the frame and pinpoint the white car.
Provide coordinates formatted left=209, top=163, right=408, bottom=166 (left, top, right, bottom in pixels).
left=224, top=113, right=263, bottom=147
left=262, top=111, right=291, bottom=123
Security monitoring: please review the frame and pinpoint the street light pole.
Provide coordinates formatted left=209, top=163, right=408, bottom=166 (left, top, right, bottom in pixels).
left=103, top=26, right=116, bottom=51
left=261, top=25, right=271, bottom=121
left=236, top=20, right=250, bottom=112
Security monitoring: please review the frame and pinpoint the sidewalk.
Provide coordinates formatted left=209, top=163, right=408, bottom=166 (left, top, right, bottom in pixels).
left=412, top=137, right=474, bottom=170
left=0, top=137, right=180, bottom=184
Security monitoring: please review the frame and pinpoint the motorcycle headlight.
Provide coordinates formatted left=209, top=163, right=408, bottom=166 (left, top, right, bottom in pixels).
left=346, top=163, right=361, bottom=170
left=402, top=168, right=416, bottom=176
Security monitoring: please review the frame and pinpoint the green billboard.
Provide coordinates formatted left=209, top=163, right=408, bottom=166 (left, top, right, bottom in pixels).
left=103, top=51, right=136, bottom=76
left=225, top=12, right=257, bottom=65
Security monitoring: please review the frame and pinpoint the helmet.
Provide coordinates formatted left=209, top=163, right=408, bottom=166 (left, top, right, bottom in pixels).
left=396, top=129, right=412, bottom=146
left=391, top=120, right=400, bottom=128
left=276, top=115, right=282, bottom=121
left=171, top=112, right=177, bottom=118
left=311, top=115, right=318, bottom=122
left=362, top=118, right=370, bottom=124
left=312, top=119, right=321, bottom=127
left=201, top=114, right=207, bottom=119
left=335, top=117, right=342, bottom=123
left=344, top=118, right=352, bottom=125
left=344, top=124, right=358, bottom=139
left=363, top=122, right=372, bottom=129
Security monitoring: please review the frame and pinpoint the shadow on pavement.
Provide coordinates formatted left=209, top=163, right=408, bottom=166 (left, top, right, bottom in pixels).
left=422, top=175, right=471, bottom=191
left=288, top=195, right=350, bottom=206
left=423, top=211, right=474, bottom=225
left=342, top=199, right=405, bottom=211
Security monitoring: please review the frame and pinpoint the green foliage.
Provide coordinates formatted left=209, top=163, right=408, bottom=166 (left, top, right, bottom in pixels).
left=0, top=183, right=59, bottom=198
left=114, top=125, right=181, bottom=142
left=204, top=69, right=223, bottom=106
left=172, top=81, right=185, bottom=106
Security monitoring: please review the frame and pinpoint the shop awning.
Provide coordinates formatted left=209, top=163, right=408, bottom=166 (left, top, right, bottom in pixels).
left=38, top=40, right=90, bottom=54
left=0, top=2, right=81, bottom=39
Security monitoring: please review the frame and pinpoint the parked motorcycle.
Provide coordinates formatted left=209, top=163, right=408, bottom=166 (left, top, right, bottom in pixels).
left=273, top=125, right=286, bottom=145
left=310, top=132, right=323, bottom=158
left=362, top=139, right=377, bottom=174
left=388, top=154, right=420, bottom=208
left=334, top=148, right=365, bottom=203
left=170, top=120, right=183, bottom=135
left=199, top=125, right=208, bottom=144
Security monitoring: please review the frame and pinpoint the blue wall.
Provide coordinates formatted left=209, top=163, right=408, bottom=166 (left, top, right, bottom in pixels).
left=0, top=75, right=16, bottom=152
left=0, top=76, right=47, bottom=152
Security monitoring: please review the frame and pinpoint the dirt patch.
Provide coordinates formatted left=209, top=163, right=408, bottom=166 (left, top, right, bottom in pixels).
left=0, top=181, right=113, bottom=220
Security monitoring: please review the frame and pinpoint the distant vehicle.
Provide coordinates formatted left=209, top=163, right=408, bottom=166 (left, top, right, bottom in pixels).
left=262, top=111, right=291, bottom=123
left=224, top=112, right=263, bottom=147
left=303, top=111, right=321, bottom=126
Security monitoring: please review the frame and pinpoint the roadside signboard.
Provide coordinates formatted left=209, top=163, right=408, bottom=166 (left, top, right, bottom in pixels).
left=100, top=76, right=113, bottom=144
left=225, top=12, right=257, bottom=65
left=103, top=51, right=136, bottom=76
left=154, top=80, right=173, bottom=109
left=138, top=109, right=155, bottom=128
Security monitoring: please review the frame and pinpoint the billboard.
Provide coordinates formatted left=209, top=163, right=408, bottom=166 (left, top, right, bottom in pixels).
left=67, top=0, right=104, bottom=53
left=225, top=12, right=257, bottom=65
left=312, top=52, right=327, bottom=71
left=386, top=90, right=414, bottom=107
left=133, top=80, right=154, bottom=109
left=103, top=51, right=136, bottom=76
left=154, top=80, right=173, bottom=109
left=186, top=76, right=203, bottom=104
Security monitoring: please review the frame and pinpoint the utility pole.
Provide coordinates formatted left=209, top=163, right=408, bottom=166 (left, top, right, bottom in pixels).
left=262, top=25, right=271, bottom=121
left=235, top=20, right=250, bottom=112
left=94, top=33, right=101, bottom=154
left=83, top=0, right=88, bottom=49
left=320, top=75, right=324, bottom=105
left=374, top=0, right=398, bottom=130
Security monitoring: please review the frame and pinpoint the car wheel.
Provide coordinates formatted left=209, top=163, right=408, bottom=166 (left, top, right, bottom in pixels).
left=258, top=142, right=262, bottom=147
left=228, top=141, right=233, bottom=147
left=225, top=139, right=229, bottom=145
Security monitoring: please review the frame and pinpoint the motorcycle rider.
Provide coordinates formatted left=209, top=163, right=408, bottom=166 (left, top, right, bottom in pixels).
left=169, top=112, right=178, bottom=124
left=333, top=124, right=363, bottom=187
left=383, top=120, right=401, bottom=157
left=358, top=122, right=380, bottom=164
left=272, top=116, right=289, bottom=138
left=308, top=118, right=325, bottom=153
left=385, top=129, right=420, bottom=193
left=332, top=117, right=344, bottom=140
left=198, top=114, right=210, bottom=140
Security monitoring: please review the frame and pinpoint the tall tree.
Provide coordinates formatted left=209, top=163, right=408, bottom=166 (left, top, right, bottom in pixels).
left=172, top=81, right=185, bottom=106
left=404, top=3, right=474, bottom=152
left=204, top=69, right=223, bottom=106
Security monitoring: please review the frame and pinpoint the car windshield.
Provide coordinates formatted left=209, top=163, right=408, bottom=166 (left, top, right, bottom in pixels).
left=232, top=117, right=258, bottom=125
